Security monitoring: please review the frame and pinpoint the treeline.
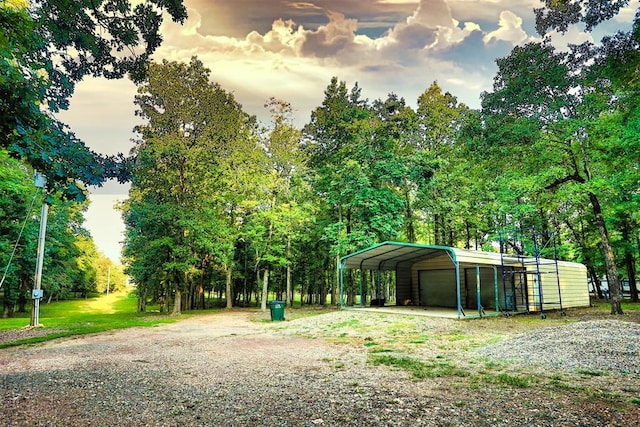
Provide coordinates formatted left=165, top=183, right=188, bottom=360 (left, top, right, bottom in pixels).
left=123, top=41, right=639, bottom=314
left=0, top=151, right=126, bottom=317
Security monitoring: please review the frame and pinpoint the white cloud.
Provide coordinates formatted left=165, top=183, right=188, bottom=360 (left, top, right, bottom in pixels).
left=483, top=10, right=530, bottom=45
left=614, top=0, right=640, bottom=24
left=385, top=0, right=480, bottom=51
left=547, top=25, right=595, bottom=51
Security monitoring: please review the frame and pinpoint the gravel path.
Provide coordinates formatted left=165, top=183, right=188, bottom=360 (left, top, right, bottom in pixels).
left=1, top=310, right=639, bottom=426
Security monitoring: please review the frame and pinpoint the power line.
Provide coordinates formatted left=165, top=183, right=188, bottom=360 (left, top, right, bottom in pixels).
left=0, top=189, right=40, bottom=291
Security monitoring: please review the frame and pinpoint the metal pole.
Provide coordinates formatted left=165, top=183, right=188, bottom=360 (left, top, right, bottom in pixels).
left=106, top=266, right=111, bottom=296
left=476, top=265, right=482, bottom=317
left=31, top=202, right=48, bottom=327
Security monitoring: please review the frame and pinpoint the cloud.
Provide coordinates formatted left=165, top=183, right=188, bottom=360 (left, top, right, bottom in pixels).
left=449, top=0, right=540, bottom=25
left=547, top=26, right=595, bottom=51
left=483, top=10, right=530, bottom=45
left=298, top=11, right=360, bottom=57
left=614, top=0, right=639, bottom=24
left=151, top=0, right=542, bottom=120
left=385, top=0, right=481, bottom=51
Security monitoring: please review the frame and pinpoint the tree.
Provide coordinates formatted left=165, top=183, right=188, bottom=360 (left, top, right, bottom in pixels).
left=0, top=148, right=38, bottom=317
left=535, top=0, right=640, bottom=312
left=247, top=98, right=310, bottom=309
left=479, top=40, right=632, bottom=314
left=124, top=57, right=258, bottom=313
left=414, top=82, right=473, bottom=246
left=304, top=79, right=407, bottom=305
left=1, top=0, right=187, bottom=199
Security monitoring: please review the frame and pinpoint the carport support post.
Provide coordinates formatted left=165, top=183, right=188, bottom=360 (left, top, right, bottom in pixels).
left=493, top=267, right=499, bottom=312
left=455, top=262, right=462, bottom=319
left=476, top=265, right=482, bottom=317
left=339, top=259, right=345, bottom=308
left=359, top=269, right=364, bottom=307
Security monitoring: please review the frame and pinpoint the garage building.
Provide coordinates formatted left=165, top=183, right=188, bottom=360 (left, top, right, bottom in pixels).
left=338, top=241, right=590, bottom=318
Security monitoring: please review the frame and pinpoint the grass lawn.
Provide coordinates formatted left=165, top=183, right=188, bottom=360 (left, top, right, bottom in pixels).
left=0, top=289, right=182, bottom=348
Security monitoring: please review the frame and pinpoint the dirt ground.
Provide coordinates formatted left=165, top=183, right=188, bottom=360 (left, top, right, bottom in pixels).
left=1, top=307, right=639, bottom=426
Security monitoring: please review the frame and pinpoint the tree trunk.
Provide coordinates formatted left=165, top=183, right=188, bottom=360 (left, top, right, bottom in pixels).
left=405, top=189, right=415, bottom=243
left=261, top=268, right=269, bottom=311
left=286, top=236, right=292, bottom=307
left=225, top=265, right=233, bottom=309
left=138, top=286, right=148, bottom=312
left=587, top=265, right=603, bottom=300
left=621, top=218, right=638, bottom=302
left=173, top=287, right=181, bottom=315
left=588, top=193, right=623, bottom=314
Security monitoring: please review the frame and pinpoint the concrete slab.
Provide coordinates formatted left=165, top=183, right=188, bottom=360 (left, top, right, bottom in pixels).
left=351, top=305, right=507, bottom=319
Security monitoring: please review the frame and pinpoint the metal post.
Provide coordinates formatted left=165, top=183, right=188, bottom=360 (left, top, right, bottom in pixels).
left=338, top=259, right=344, bottom=308
left=31, top=201, right=48, bottom=327
left=359, top=269, right=364, bottom=307
left=476, top=265, right=482, bottom=317
left=493, top=266, right=499, bottom=312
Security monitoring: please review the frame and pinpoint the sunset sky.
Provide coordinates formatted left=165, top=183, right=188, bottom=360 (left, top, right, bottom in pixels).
left=56, top=0, right=638, bottom=262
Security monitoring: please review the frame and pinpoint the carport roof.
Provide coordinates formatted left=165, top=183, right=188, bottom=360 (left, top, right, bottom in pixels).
left=339, top=241, right=456, bottom=271
left=340, top=241, right=510, bottom=271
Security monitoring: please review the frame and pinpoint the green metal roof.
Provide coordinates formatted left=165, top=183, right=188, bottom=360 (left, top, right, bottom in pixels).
left=339, top=241, right=457, bottom=271
left=339, top=241, right=523, bottom=271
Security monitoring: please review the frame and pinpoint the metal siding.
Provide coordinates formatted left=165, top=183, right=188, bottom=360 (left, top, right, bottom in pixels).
left=396, top=267, right=412, bottom=304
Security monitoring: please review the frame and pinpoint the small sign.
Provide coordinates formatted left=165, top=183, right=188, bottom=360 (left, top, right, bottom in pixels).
left=34, top=172, right=47, bottom=189
left=32, top=289, right=43, bottom=299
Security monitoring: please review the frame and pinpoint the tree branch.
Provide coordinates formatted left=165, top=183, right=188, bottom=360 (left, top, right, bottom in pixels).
left=544, top=171, right=585, bottom=190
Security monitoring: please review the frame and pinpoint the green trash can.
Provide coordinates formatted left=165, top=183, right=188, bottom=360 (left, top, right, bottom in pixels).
left=269, top=300, right=285, bottom=321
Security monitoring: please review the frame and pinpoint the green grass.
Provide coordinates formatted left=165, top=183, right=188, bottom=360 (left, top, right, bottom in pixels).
left=621, top=302, right=640, bottom=311
left=486, top=373, right=530, bottom=388
left=369, top=354, right=469, bottom=379
left=0, top=289, right=180, bottom=348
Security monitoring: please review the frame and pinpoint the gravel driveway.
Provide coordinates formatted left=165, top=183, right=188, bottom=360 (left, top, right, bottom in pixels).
left=1, top=309, right=639, bottom=426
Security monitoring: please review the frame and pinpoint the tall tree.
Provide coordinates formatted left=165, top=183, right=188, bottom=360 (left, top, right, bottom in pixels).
left=414, top=82, right=472, bottom=246
left=0, top=149, right=38, bottom=317
left=535, top=0, right=640, bottom=311
left=304, top=79, right=406, bottom=304
left=1, top=0, right=186, bottom=198
left=248, top=98, right=310, bottom=309
left=124, top=57, right=258, bottom=313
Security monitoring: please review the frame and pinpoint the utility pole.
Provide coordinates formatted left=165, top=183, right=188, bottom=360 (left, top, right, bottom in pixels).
left=106, top=266, right=110, bottom=296
left=30, top=173, right=48, bottom=327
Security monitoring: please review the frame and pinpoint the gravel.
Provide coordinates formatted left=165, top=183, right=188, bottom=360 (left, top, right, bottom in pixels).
left=474, top=319, right=640, bottom=375
left=1, top=310, right=639, bottom=426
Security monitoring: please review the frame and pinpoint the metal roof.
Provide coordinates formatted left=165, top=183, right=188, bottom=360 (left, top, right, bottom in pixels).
left=339, top=241, right=518, bottom=271
left=340, top=241, right=456, bottom=271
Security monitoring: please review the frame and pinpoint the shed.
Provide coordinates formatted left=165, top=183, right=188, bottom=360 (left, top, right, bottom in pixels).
left=338, top=241, right=590, bottom=318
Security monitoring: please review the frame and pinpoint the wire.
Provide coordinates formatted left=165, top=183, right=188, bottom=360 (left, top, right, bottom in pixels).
left=0, top=190, right=40, bottom=291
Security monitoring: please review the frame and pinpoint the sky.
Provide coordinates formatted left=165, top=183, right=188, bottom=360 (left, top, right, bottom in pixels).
left=55, top=0, right=638, bottom=263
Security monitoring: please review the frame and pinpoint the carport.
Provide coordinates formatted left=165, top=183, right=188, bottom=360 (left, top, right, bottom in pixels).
left=338, top=241, right=590, bottom=319
left=339, top=242, right=503, bottom=318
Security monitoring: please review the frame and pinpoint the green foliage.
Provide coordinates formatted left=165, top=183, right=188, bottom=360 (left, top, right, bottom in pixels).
left=0, top=0, right=186, bottom=198
left=1, top=149, right=113, bottom=316
left=124, top=58, right=261, bottom=313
